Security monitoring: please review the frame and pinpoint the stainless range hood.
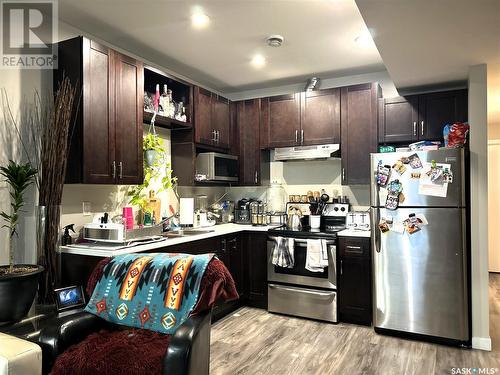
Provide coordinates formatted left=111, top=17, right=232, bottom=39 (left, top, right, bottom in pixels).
left=273, top=144, right=340, bottom=161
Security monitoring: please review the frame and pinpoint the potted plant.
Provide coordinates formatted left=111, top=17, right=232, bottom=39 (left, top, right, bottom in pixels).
left=128, top=134, right=177, bottom=224
left=143, top=133, right=164, bottom=167
left=0, top=160, right=43, bottom=323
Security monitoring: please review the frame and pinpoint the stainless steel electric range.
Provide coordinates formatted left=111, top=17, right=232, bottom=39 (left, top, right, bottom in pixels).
left=266, top=203, right=349, bottom=323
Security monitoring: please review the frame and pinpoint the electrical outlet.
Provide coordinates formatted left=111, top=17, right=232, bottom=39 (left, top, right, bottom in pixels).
left=82, top=201, right=92, bottom=216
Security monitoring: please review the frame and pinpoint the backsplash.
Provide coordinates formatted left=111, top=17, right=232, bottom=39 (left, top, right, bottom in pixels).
left=60, top=126, right=177, bottom=232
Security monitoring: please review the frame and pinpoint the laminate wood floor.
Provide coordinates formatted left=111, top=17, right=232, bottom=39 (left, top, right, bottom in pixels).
left=210, top=274, right=500, bottom=374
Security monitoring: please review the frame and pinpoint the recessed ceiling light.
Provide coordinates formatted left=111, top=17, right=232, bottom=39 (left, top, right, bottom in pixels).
left=191, top=11, right=210, bottom=29
left=355, top=30, right=375, bottom=47
left=251, top=54, right=266, bottom=68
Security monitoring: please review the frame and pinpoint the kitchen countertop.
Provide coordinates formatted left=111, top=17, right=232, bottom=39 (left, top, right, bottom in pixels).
left=60, top=223, right=272, bottom=258
left=337, top=229, right=372, bottom=238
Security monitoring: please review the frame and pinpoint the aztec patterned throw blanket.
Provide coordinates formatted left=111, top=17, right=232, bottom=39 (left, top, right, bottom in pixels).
left=85, top=252, right=214, bottom=334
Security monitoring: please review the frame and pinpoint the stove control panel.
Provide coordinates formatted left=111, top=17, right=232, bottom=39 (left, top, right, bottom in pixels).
left=322, top=203, right=349, bottom=217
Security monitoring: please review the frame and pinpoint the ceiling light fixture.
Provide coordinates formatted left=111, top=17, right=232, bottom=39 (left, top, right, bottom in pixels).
left=251, top=54, right=266, bottom=68
left=191, top=11, right=210, bottom=29
left=266, top=35, right=284, bottom=47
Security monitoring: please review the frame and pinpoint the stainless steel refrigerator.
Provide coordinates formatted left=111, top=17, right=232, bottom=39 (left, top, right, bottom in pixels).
left=370, top=148, right=469, bottom=344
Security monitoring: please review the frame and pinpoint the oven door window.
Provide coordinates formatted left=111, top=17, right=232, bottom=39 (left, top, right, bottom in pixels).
left=274, top=243, right=329, bottom=279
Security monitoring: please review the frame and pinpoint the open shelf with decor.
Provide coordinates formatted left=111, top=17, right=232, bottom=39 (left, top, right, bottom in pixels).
left=143, top=66, right=193, bottom=130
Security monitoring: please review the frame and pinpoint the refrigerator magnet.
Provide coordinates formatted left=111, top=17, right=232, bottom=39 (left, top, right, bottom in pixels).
left=385, top=193, right=399, bottom=210
left=392, top=160, right=407, bottom=175
left=398, top=192, right=405, bottom=203
left=379, top=220, right=390, bottom=233
left=408, top=153, right=423, bottom=169
left=376, top=162, right=391, bottom=187
left=400, top=156, right=410, bottom=164
left=443, top=168, right=453, bottom=183
left=410, top=172, right=421, bottom=179
left=415, top=213, right=429, bottom=226
left=403, top=216, right=421, bottom=235
left=385, top=180, right=403, bottom=210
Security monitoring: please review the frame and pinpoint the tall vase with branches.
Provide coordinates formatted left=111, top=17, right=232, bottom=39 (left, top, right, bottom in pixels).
left=1, top=76, right=79, bottom=302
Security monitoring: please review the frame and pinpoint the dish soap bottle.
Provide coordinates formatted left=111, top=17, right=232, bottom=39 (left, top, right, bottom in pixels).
left=62, top=224, right=76, bottom=245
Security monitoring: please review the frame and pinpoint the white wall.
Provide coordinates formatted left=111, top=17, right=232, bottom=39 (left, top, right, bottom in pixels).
left=487, top=140, right=500, bottom=272
left=468, top=64, right=490, bottom=351
left=487, top=63, right=500, bottom=272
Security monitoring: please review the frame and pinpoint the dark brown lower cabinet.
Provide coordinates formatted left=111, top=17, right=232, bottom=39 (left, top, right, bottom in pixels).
left=337, top=237, right=372, bottom=326
left=244, top=232, right=268, bottom=309
left=61, top=231, right=268, bottom=322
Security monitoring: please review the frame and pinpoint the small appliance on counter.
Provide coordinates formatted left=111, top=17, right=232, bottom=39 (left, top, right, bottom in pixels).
left=235, top=198, right=255, bottom=224
left=82, top=222, right=163, bottom=243
left=346, top=211, right=371, bottom=232
left=82, top=212, right=163, bottom=244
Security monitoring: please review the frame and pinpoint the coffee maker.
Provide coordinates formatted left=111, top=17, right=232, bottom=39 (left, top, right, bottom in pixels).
left=235, top=198, right=254, bottom=224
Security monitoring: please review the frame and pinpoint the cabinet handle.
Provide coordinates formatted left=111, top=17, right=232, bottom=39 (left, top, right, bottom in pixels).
left=342, top=168, right=345, bottom=182
left=413, top=121, right=417, bottom=136
left=346, top=245, right=362, bottom=250
left=301, top=129, right=304, bottom=144
left=212, top=129, right=216, bottom=142
left=421, top=121, right=424, bottom=136
left=119, top=162, right=123, bottom=179
left=295, top=130, right=298, bottom=143
left=217, top=130, right=220, bottom=144
left=255, top=170, right=258, bottom=184
left=340, top=259, right=343, bottom=275
left=112, top=161, right=116, bottom=179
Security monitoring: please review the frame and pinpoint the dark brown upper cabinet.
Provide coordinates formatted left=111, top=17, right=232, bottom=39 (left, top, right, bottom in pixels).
left=56, top=36, right=144, bottom=185
left=340, top=83, right=381, bottom=185
left=300, top=88, right=340, bottom=145
left=213, top=95, right=231, bottom=148
left=236, top=99, right=261, bottom=186
left=378, top=96, right=419, bottom=143
left=418, top=89, right=468, bottom=141
left=194, top=86, right=231, bottom=149
left=260, top=90, right=340, bottom=148
left=379, top=89, right=468, bottom=144
left=267, top=93, right=301, bottom=148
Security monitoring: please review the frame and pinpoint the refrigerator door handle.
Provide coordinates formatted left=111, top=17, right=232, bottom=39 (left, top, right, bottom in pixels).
left=371, top=208, right=381, bottom=253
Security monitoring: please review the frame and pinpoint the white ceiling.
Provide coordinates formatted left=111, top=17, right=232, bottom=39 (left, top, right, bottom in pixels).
left=58, top=0, right=384, bottom=93
left=356, top=0, right=500, bottom=92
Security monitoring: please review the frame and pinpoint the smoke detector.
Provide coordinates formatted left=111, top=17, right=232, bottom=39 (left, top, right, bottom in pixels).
left=266, top=35, right=284, bottom=47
